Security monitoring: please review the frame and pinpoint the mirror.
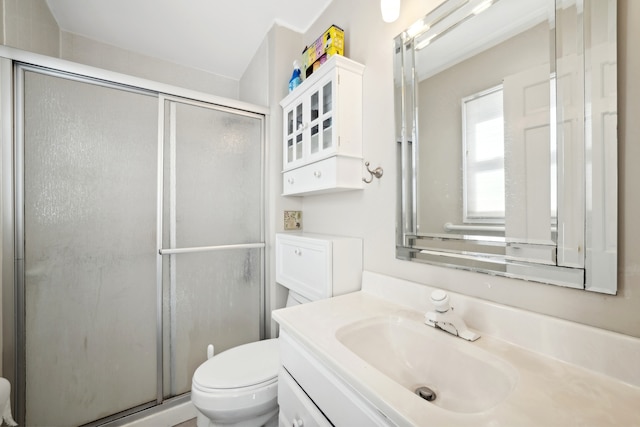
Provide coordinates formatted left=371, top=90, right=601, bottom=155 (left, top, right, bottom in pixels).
left=395, top=0, right=617, bottom=294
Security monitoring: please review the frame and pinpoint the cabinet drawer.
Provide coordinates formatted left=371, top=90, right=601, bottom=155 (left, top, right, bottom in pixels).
left=276, top=234, right=331, bottom=301
left=282, top=157, right=337, bottom=195
left=278, top=368, right=332, bottom=427
left=282, top=156, right=362, bottom=196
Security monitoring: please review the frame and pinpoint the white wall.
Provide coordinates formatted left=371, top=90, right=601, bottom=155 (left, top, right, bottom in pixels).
left=0, top=1, right=238, bottom=98
left=0, top=0, right=59, bottom=57
left=240, top=25, right=304, bottom=336
left=267, top=0, right=640, bottom=338
left=60, top=32, right=239, bottom=99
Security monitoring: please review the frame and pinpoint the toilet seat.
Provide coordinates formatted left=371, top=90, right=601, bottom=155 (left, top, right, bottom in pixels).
left=191, top=339, right=280, bottom=425
left=191, top=378, right=278, bottom=416
left=192, top=339, right=279, bottom=391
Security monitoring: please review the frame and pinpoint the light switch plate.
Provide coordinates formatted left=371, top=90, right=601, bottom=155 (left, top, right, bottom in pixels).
left=284, top=211, right=302, bottom=230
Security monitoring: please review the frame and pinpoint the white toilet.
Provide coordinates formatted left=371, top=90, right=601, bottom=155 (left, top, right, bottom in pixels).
left=190, top=290, right=310, bottom=427
left=190, top=233, right=361, bottom=427
left=190, top=338, right=280, bottom=427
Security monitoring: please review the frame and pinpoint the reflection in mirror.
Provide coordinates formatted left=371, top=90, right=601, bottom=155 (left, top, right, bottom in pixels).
left=394, top=0, right=617, bottom=294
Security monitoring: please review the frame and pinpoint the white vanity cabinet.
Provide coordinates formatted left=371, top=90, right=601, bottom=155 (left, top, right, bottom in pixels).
left=275, top=233, right=362, bottom=301
left=280, top=55, right=364, bottom=196
left=278, top=331, right=391, bottom=427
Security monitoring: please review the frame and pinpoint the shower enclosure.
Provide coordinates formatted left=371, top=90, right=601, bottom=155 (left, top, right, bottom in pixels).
left=1, top=49, right=266, bottom=426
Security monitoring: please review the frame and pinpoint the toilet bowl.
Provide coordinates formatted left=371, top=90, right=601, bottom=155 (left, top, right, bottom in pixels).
left=191, top=291, right=310, bottom=427
left=191, top=338, right=280, bottom=427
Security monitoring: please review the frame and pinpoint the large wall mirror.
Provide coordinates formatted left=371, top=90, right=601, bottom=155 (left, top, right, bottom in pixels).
left=394, top=0, right=617, bottom=294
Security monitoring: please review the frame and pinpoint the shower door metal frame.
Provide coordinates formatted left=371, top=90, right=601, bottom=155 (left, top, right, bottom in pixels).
left=14, top=62, right=162, bottom=425
left=157, top=94, right=267, bottom=397
left=0, top=45, right=269, bottom=426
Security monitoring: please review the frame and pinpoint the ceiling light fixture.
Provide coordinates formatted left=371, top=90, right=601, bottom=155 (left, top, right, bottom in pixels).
left=381, top=0, right=400, bottom=23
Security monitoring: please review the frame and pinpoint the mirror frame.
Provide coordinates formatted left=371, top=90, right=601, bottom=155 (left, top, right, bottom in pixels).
left=395, top=0, right=617, bottom=294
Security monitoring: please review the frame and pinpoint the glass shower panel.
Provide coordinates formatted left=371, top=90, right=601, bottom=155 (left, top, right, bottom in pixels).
left=162, top=100, right=263, bottom=396
left=167, top=101, right=262, bottom=247
left=163, top=249, right=261, bottom=395
left=22, top=71, right=159, bottom=426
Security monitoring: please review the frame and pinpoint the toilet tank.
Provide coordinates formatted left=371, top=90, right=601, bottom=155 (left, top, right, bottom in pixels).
left=275, top=233, right=362, bottom=301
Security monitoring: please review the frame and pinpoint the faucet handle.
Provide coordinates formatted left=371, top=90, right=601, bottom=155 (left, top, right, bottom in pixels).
left=430, top=290, right=450, bottom=313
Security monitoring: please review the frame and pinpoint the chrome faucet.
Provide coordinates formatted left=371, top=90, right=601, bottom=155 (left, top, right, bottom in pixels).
left=425, top=290, right=480, bottom=341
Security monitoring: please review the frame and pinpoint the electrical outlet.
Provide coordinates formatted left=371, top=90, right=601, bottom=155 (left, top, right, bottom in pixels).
left=284, top=211, right=302, bottom=230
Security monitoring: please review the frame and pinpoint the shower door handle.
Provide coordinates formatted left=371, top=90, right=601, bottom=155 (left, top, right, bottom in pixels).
left=159, top=242, right=265, bottom=255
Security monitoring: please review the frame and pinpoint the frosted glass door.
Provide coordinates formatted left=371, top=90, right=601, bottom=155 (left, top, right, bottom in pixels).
left=21, top=70, right=159, bottom=426
left=162, top=99, right=264, bottom=395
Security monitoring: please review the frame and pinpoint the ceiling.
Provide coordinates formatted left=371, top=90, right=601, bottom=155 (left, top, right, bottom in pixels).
left=45, top=0, right=333, bottom=80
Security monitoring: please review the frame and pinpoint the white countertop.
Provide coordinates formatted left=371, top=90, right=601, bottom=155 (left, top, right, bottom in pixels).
left=273, top=289, right=640, bottom=426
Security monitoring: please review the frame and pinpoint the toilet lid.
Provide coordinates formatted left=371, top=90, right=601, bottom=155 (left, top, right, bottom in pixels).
left=193, top=338, right=279, bottom=390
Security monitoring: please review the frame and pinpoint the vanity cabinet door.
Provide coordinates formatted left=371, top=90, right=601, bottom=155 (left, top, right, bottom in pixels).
left=278, top=368, right=332, bottom=427
left=279, top=331, right=392, bottom=426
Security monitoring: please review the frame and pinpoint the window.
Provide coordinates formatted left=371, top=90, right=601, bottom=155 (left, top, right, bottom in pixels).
left=462, top=85, right=505, bottom=223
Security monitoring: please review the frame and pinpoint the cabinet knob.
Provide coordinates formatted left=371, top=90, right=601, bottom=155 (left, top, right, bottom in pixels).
left=288, top=177, right=295, bottom=184
left=313, top=170, right=322, bottom=178
left=294, top=248, right=302, bottom=256
left=292, top=418, right=304, bottom=427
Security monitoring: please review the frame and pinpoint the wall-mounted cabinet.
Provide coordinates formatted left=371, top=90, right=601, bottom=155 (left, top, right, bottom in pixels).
left=275, top=233, right=362, bottom=301
left=280, top=55, right=364, bottom=196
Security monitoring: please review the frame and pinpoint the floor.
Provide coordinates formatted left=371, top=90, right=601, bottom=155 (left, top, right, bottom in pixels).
left=173, top=418, right=197, bottom=427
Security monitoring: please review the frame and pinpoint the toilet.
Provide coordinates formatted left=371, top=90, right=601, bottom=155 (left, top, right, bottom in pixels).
left=190, top=338, right=280, bottom=427
left=190, top=291, right=310, bottom=427
left=190, top=233, right=361, bottom=427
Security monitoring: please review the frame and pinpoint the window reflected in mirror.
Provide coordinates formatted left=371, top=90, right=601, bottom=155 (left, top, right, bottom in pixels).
left=462, top=85, right=505, bottom=224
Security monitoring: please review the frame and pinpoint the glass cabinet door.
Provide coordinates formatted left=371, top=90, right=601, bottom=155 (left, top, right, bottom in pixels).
left=310, top=90, right=320, bottom=155
left=321, top=81, right=333, bottom=150
left=285, top=101, right=304, bottom=167
left=309, top=79, right=334, bottom=159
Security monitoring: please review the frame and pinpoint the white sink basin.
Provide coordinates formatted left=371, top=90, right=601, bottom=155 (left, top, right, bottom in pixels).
left=335, top=315, right=517, bottom=414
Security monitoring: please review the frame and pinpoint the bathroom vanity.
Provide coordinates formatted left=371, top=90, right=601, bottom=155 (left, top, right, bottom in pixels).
left=273, top=272, right=640, bottom=426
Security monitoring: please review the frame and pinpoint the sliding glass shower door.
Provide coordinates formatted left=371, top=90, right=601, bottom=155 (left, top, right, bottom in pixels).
left=21, top=69, right=159, bottom=426
left=16, top=66, right=265, bottom=426
left=160, top=98, right=264, bottom=396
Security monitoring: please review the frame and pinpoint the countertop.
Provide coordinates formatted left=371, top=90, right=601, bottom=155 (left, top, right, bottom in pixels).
left=273, top=290, right=640, bottom=427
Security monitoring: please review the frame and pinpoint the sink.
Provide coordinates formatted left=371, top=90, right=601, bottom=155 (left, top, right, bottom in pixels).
left=335, top=315, right=517, bottom=414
